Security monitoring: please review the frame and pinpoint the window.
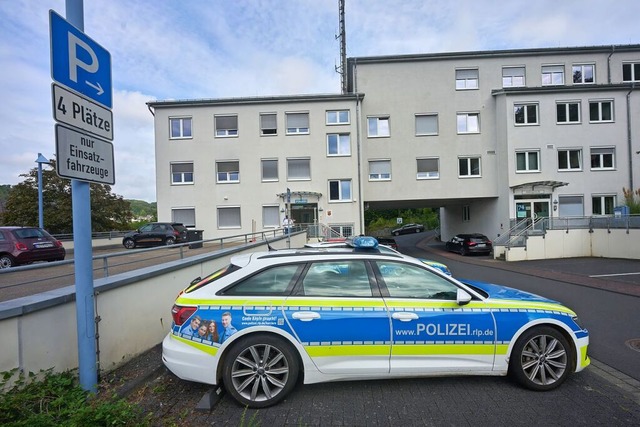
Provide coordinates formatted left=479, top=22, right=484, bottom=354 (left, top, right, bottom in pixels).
left=415, top=114, right=438, bottom=136
left=416, top=158, right=439, bottom=179
left=542, top=65, right=564, bottom=86
left=216, top=161, right=239, bottom=183
left=326, top=110, right=350, bottom=125
left=459, top=157, right=481, bottom=177
left=368, top=160, right=391, bottom=181
left=590, top=147, right=615, bottom=170
left=376, top=260, right=458, bottom=299
left=217, top=206, right=241, bottom=228
left=557, top=101, right=581, bottom=124
left=455, top=68, right=479, bottom=90
left=286, top=112, right=309, bottom=134
left=287, top=158, right=310, bottom=180
left=327, top=133, right=351, bottom=156
left=502, top=66, right=525, bottom=87
left=457, top=113, right=480, bottom=134
left=329, top=179, right=351, bottom=201
left=367, top=116, right=390, bottom=137
left=573, top=64, right=594, bottom=84
left=215, top=115, right=238, bottom=137
left=226, top=264, right=300, bottom=296
left=558, top=195, right=584, bottom=217
left=302, top=261, right=371, bottom=297
left=171, top=162, right=194, bottom=184
left=592, top=195, right=615, bottom=215
left=261, top=159, right=278, bottom=182
left=329, top=224, right=354, bottom=238
left=623, top=63, right=640, bottom=82
left=516, top=151, right=540, bottom=172
left=169, top=117, right=192, bottom=139
left=557, top=149, right=582, bottom=171
left=462, top=205, right=471, bottom=222
left=514, top=103, right=538, bottom=125
left=589, top=100, right=613, bottom=122
left=262, top=205, right=280, bottom=228
left=172, top=208, right=195, bottom=228
left=260, top=113, right=277, bottom=135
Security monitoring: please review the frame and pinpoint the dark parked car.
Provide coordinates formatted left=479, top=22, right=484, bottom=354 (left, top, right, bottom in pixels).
left=0, top=226, right=66, bottom=268
left=391, top=223, right=425, bottom=236
left=122, top=222, right=188, bottom=249
left=445, top=233, right=492, bottom=256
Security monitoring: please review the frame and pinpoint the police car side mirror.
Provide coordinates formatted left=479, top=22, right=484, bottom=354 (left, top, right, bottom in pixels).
left=456, top=289, right=472, bottom=306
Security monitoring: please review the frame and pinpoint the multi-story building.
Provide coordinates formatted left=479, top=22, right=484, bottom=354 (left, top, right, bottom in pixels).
left=148, top=44, right=640, bottom=242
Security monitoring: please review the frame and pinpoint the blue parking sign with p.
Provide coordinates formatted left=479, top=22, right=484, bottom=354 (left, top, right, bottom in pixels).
left=50, top=10, right=112, bottom=108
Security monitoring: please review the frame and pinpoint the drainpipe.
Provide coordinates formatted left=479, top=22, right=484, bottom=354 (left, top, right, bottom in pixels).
left=607, top=45, right=615, bottom=84
left=627, top=84, right=635, bottom=190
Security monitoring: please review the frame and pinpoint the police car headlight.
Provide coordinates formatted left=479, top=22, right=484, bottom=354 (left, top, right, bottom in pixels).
left=572, top=316, right=585, bottom=330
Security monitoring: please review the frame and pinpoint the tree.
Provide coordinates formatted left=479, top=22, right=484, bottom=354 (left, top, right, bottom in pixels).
left=623, top=187, right=640, bottom=214
left=1, top=159, right=132, bottom=234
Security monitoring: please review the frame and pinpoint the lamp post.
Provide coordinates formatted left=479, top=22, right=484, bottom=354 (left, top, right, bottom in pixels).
left=36, top=153, right=49, bottom=229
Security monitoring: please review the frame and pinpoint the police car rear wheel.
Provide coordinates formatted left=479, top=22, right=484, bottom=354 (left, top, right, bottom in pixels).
left=510, top=326, right=572, bottom=391
left=223, top=334, right=299, bottom=408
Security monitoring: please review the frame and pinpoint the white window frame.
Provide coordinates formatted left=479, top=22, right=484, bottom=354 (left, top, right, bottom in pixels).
left=216, top=160, right=240, bottom=183
left=572, top=64, right=595, bottom=84
left=286, top=112, right=310, bottom=135
left=326, top=110, right=350, bottom=125
left=589, top=100, right=614, bottom=123
left=416, top=157, right=439, bottom=180
left=515, top=150, right=540, bottom=173
left=514, top=103, right=539, bottom=126
left=367, top=116, right=390, bottom=137
left=215, top=115, right=238, bottom=137
left=328, top=179, right=352, bottom=202
left=558, top=195, right=584, bottom=217
left=415, top=114, right=438, bottom=136
left=262, top=205, right=280, bottom=228
left=541, top=65, right=565, bottom=86
left=455, top=68, right=479, bottom=90
left=169, top=117, right=192, bottom=139
left=327, top=133, right=351, bottom=156
left=556, top=101, right=581, bottom=124
left=260, top=113, right=277, bottom=136
left=170, top=162, right=194, bottom=185
left=287, top=158, right=311, bottom=181
left=217, top=206, right=241, bottom=229
left=456, top=112, right=480, bottom=134
left=261, top=159, right=278, bottom=182
left=623, top=62, right=640, bottom=82
left=592, top=195, right=615, bottom=215
left=502, top=66, right=525, bottom=87
left=458, top=157, right=481, bottom=178
left=172, top=208, right=196, bottom=228
left=557, top=148, right=582, bottom=171
left=590, top=147, right=615, bottom=170
left=368, top=160, right=391, bottom=181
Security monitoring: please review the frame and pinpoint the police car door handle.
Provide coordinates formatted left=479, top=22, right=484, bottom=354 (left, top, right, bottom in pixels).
left=392, top=312, right=419, bottom=322
left=292, top=311, right=321, bottom=322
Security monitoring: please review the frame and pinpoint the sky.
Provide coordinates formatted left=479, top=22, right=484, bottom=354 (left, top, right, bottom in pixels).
left=1, top=0, right=638, bottom=202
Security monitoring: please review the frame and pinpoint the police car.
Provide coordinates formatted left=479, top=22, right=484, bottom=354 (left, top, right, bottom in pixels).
left=162, top=236, right=590, bottom=408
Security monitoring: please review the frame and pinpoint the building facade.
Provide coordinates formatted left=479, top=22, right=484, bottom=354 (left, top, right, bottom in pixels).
left=148, top=44, right=640, bottom=241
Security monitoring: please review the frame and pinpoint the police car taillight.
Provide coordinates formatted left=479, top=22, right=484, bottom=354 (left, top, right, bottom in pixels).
left=172, top=305, right=196, bottom=326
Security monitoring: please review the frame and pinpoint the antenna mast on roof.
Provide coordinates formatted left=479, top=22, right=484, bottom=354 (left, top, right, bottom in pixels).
left=335, top=0, right=347, bottom=94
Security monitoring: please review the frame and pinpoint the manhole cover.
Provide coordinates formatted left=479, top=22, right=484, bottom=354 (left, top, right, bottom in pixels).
left=625, top=339, right=640, bottom=352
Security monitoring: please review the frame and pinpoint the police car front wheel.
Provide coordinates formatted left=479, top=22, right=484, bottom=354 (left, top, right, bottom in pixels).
left=510, top=326, right=573, bottom=391
left=222, top=334, right=299, bottom=408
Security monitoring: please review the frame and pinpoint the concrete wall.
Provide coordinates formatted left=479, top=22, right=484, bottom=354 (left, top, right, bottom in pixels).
left=0, top=233, right=306, bottom=379
left=502, top=228, right=639, bottom=261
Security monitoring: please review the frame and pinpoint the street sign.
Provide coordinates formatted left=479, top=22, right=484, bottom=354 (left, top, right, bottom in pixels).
left=52, top=84, right=113, bottom=140
left=55, top=124, right=115, bottom=185
left=50, top=10, right=112, bottom=108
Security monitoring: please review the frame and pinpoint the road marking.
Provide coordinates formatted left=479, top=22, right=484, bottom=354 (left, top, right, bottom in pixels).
left=589, top=272, right=640, bottom=278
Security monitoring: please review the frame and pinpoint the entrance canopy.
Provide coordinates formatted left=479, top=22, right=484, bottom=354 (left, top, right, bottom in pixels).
left=277, top=190, right=323, bottom=202
left=511, top=180, right=568, bottom=196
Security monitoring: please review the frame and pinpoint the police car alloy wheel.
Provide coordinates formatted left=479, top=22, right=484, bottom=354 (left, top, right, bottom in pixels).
left=222, top=334, right=299, bottom=408
left=510, top=326, right=572, bottom=391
